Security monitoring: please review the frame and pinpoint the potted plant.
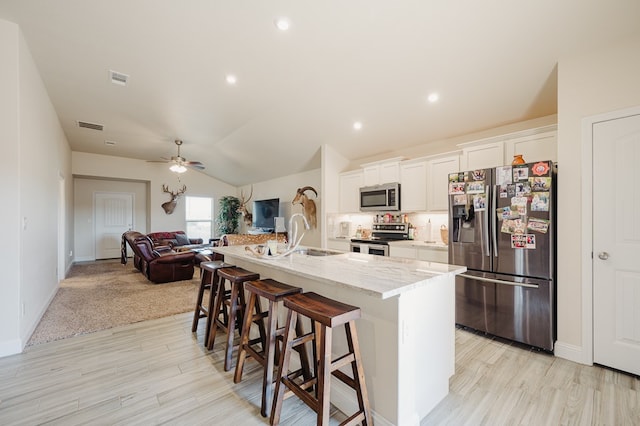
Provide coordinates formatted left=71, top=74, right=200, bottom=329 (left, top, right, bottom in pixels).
left=217, top=196, right=241, bottom=235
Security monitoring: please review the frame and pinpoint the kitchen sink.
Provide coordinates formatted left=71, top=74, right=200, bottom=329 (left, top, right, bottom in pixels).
left=293, top=248, right=342, bottom=256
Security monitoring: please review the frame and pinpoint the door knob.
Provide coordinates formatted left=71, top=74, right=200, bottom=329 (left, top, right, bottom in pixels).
left=598, top=252, right=609, bottom=260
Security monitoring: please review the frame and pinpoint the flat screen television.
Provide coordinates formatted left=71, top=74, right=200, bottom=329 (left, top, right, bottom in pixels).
left=252, top=198, right=280, bottom=231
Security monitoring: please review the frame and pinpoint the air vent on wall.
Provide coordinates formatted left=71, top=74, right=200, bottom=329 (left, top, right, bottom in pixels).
left=109, top=70, right=129, bottom=86
left=77, top=121, right=104, bottom=131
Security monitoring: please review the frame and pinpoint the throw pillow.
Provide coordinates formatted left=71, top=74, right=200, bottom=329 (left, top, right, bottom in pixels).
left=175, top=233, right=190, bottom=246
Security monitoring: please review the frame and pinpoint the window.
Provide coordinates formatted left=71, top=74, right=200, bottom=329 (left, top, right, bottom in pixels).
left=185, top=196, right=213, bottom=242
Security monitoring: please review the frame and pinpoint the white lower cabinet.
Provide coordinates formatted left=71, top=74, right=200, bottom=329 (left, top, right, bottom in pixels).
left=390, top=244, right=448, bottom=263
left=389, top=245, right=417, bottom=259
left=417, top=247, right=448, bottom=263
left=327, top=239, right=350, bottom=252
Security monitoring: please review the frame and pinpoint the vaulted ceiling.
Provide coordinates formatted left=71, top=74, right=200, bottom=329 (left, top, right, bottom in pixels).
left=1, top=1, right=639, bottom=186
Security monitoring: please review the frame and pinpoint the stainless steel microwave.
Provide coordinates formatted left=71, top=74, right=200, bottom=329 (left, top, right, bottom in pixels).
left=359, top=182, right=401, bottom=212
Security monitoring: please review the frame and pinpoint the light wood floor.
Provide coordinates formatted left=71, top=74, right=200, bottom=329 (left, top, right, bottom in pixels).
left=0, top=314, right=638, bottom=425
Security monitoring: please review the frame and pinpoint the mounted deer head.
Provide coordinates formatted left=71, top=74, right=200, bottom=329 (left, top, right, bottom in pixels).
left=292, top=186, right=318, bottom=228
left=161, top=184, right=186, bottom=215
left=237, top=185, right=253, bottom=227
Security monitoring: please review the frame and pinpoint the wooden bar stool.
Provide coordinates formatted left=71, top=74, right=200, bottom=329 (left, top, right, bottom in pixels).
left=191, top=260, right=234, bottom=345
left=270, top=292, right=371, bottom=426
left=207, top=267, right=260, bottom=371
left=233, top=279, right=307, bottom=417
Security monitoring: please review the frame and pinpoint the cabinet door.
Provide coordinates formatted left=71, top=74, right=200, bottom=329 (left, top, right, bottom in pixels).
left=504, top=130, right=557, bottom=164
left=400, top=161, right=427, bottom=212
left=389, top=245, right=417, bottom=259
left=363, top=166, right=380, bottom=186
left=363, top=162, right=400, bottom=186
left=417, top=248, right=448, bottom=263
left=339, top=171, right=363, bottom=213
left=461, top=142, right=504, bottom=170
left=427, top=155, right=460, bottom=211
left=327, top=239, right=350, bottom=252
left=380, top=162, right=400, bottom=184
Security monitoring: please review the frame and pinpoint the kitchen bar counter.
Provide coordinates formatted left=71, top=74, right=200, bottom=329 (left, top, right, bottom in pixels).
left=212, top=245, right=465, bottom=425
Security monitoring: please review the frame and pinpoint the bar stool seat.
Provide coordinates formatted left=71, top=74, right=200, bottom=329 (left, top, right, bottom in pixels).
left=234, top=279, right=307, bottom=417
left=208, top=267, right=260, bottom=371
left=270, top=292, right=372, bottom=426
left=191, top=260, right=234, bottom=345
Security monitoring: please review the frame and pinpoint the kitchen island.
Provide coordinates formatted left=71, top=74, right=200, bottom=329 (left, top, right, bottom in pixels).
left=212, top=245, right=465, bottom=426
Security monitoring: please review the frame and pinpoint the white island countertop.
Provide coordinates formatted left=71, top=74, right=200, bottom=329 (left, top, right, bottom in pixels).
left=211, top=245, right=465, bottom=300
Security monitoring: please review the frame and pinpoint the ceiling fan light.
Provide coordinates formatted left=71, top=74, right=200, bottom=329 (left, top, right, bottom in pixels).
left=170, top=164, right=187, bottom=173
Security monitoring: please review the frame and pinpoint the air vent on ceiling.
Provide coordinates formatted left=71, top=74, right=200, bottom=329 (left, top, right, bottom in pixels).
left=109, top=70, right=129, bottom=86
left=77, top=121, right=104, bottom=131
left=104, top=140, right=116, bottom=146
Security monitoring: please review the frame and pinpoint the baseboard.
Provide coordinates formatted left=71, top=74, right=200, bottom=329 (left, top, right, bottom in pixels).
left=19, top=282, right=60, bottom=354
left=554, top=341, right=590, bottom=365
left=0, top=338, right=22, bottom=358
left=331, top=378, right=393, bottom=426
left=74, top=256, right=94, bottom=262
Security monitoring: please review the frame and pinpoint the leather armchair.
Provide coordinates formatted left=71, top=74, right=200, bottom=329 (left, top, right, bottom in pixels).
left=122, top=231, right=195, bottom=283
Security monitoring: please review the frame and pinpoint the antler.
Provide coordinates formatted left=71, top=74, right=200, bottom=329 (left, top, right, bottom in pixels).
left=240, top=185, right=253, bottom=204
left=162, top=184, right=187, bottom=197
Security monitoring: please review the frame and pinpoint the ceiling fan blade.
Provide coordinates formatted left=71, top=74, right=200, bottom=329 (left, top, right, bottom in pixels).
left=185, top=162, right=205, bottom=170
left=146, top=159, right=170, bottom=164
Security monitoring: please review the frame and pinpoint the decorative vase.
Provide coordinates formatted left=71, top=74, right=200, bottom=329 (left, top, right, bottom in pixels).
left=512, top=154, right=525, bottom=165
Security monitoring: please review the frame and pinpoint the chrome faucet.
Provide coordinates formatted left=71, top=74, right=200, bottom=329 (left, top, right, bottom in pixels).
left=285, top=213, right=310, bottom=252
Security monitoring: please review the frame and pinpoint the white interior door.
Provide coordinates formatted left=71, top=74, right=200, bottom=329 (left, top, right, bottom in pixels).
left=593, top=113, right=640, bottom=376
left=95, top=192, right=134, bottom=260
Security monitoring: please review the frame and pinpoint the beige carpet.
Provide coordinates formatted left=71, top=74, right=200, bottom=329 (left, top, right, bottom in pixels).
left=27, top=260, right=201, bottom=346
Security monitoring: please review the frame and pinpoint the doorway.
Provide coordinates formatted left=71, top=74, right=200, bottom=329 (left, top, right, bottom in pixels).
left=590, top=108, right=640, bottom=376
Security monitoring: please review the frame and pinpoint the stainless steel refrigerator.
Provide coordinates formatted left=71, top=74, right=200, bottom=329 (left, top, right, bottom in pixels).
left=448, top=161, right=556, bottom=351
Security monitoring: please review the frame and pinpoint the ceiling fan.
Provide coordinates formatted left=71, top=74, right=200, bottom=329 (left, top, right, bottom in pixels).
left=147, top=139, right=204, bottom=173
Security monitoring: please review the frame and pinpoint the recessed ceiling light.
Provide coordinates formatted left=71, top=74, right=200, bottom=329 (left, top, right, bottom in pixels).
left=427, top=93, right=439, bottom=103
left=274, top=17, right=290, bottom=31
left=353, top=121, right=363, bottom=131
left=226, top=74, right=237, bottom=85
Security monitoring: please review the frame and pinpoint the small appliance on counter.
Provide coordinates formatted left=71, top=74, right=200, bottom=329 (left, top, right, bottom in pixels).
left=338, top=221, right=352, bottom=238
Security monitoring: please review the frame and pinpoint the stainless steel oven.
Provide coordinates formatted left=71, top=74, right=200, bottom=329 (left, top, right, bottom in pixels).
left=349, top=241, right=389, bottom=256
left=350, top=222, right=409, bottom=257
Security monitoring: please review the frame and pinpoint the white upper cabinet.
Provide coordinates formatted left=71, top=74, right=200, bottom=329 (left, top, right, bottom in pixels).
left=361, top=158, right=403, bottom=186
left=339, top=170, right=364, bottom=213
left=459, top=141, right=504, bottom=171
left=503, top=128, right=557, bottom=164
left=427, top=154, right=460, bottom=211
left=399, top=159, right=428, bottom=212
left=458, top=125, right=557, bottom=170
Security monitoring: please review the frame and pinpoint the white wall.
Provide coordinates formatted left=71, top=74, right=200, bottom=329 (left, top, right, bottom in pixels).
left=236, top=169, right=322, bottom=247
left=0, top=19, right=73, bottom=357
left=555, top=33, right=640, bottom=361
left=72, top=152, right=237, bottom=239
left=74, top=178, right=148, bottom=261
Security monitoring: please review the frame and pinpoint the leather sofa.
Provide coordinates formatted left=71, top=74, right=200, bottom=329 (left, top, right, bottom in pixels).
left=122, top=231, right=196, bottom=283
left=146, top=231, right=205, bottom=251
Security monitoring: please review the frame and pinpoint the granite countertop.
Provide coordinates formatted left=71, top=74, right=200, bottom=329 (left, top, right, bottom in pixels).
left=212, top=245, right=465, bottom=300
left=388, top=240, right=449, bottom=250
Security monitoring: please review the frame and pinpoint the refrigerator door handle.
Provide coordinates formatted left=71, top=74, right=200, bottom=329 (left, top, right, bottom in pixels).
left=492, top=185, right=498, bottom=257
left=459, top=273, right=539, bottom=289
left=483, top=190, right=490, bottom=257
